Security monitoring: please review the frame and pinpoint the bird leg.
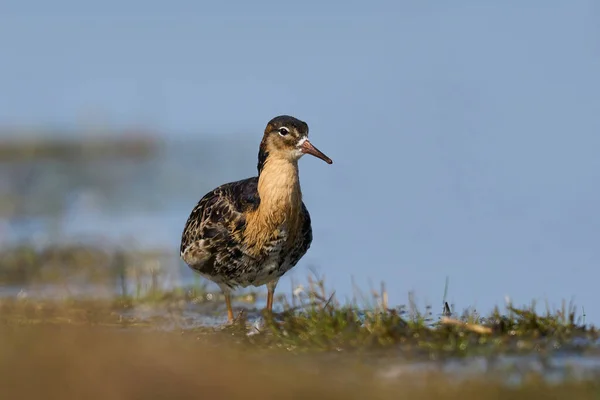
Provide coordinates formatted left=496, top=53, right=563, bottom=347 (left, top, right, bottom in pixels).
left=266, top=290, right=274, bottom=312
left=218, top=284, right=235, bottom=323
left=266, top=280, right=279, bottom=314
left=224, top=291, right=234, bottom=323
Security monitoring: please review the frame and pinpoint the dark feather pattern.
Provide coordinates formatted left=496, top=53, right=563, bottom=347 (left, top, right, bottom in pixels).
left=257, top=147, right=269, bottom=174
left=180, top=176, right=312, bottom=289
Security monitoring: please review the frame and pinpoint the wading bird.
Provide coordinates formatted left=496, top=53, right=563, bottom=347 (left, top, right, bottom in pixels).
left=180, top=115, right=332, bottom=322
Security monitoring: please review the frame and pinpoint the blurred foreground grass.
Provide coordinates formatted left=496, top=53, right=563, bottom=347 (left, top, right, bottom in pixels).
left=1, top=244, right=600, bottom=399
left=1, top=322, right=600, bottom=399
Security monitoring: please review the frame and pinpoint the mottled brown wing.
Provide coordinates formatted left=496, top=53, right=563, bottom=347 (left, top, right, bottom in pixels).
left=179, top=177, right=260, bottom=277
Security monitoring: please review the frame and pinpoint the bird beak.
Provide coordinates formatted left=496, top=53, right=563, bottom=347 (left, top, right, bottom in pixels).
left=299, top=139, right=333, bottom=164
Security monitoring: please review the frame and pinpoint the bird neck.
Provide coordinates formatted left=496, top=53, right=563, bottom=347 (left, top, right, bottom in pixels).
left=244, top=155, right=303, bottom=252
left=257, top=155, right=302, bottom=215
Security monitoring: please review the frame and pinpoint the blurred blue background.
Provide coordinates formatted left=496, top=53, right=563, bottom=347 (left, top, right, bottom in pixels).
left=1, top=1, right=599, bottom=321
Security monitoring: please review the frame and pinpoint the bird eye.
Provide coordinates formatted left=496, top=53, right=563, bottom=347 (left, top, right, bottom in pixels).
left=278, top=127, right=289, bottom=136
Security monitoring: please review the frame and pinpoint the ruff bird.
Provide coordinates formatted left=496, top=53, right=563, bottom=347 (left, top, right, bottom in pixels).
left=180, top=115, right=332, bottom=322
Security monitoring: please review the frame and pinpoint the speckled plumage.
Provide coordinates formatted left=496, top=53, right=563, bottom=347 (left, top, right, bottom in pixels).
left=179, top=115, right=332, bottom=321
left=179, top=175, right=313, bottom=289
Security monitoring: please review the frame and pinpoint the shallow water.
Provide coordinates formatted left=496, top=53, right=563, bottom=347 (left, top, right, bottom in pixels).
left=378, top=353, right=600, bottom=386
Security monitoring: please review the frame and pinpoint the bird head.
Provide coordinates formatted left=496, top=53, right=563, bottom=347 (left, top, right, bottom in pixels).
left=258, top=115, right=332, bottom=172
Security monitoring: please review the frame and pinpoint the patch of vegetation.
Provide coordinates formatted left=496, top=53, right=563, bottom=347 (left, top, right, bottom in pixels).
left=217, top=276, right=597, bottom=361
left=0, top=244, right=176, bottom=289
left=0, top=133, right=159, bottom=162
left=4, top=271, right=594, bottom=360
left=0, top=244, right=265, bottom=317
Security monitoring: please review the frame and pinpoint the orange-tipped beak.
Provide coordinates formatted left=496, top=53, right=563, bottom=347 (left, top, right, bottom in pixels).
left=299, top=139, right=333, bottom=164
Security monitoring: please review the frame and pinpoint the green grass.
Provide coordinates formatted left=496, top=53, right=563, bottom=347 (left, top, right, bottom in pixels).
left=220, top=277, right=596, bottom=360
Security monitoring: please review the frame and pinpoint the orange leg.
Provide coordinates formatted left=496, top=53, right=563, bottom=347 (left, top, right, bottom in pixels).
left=266, top=289, right=274, bottom=312
left=224, top=292, right=234, bottom=322
left=265, top=280, right=278, bottom=314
